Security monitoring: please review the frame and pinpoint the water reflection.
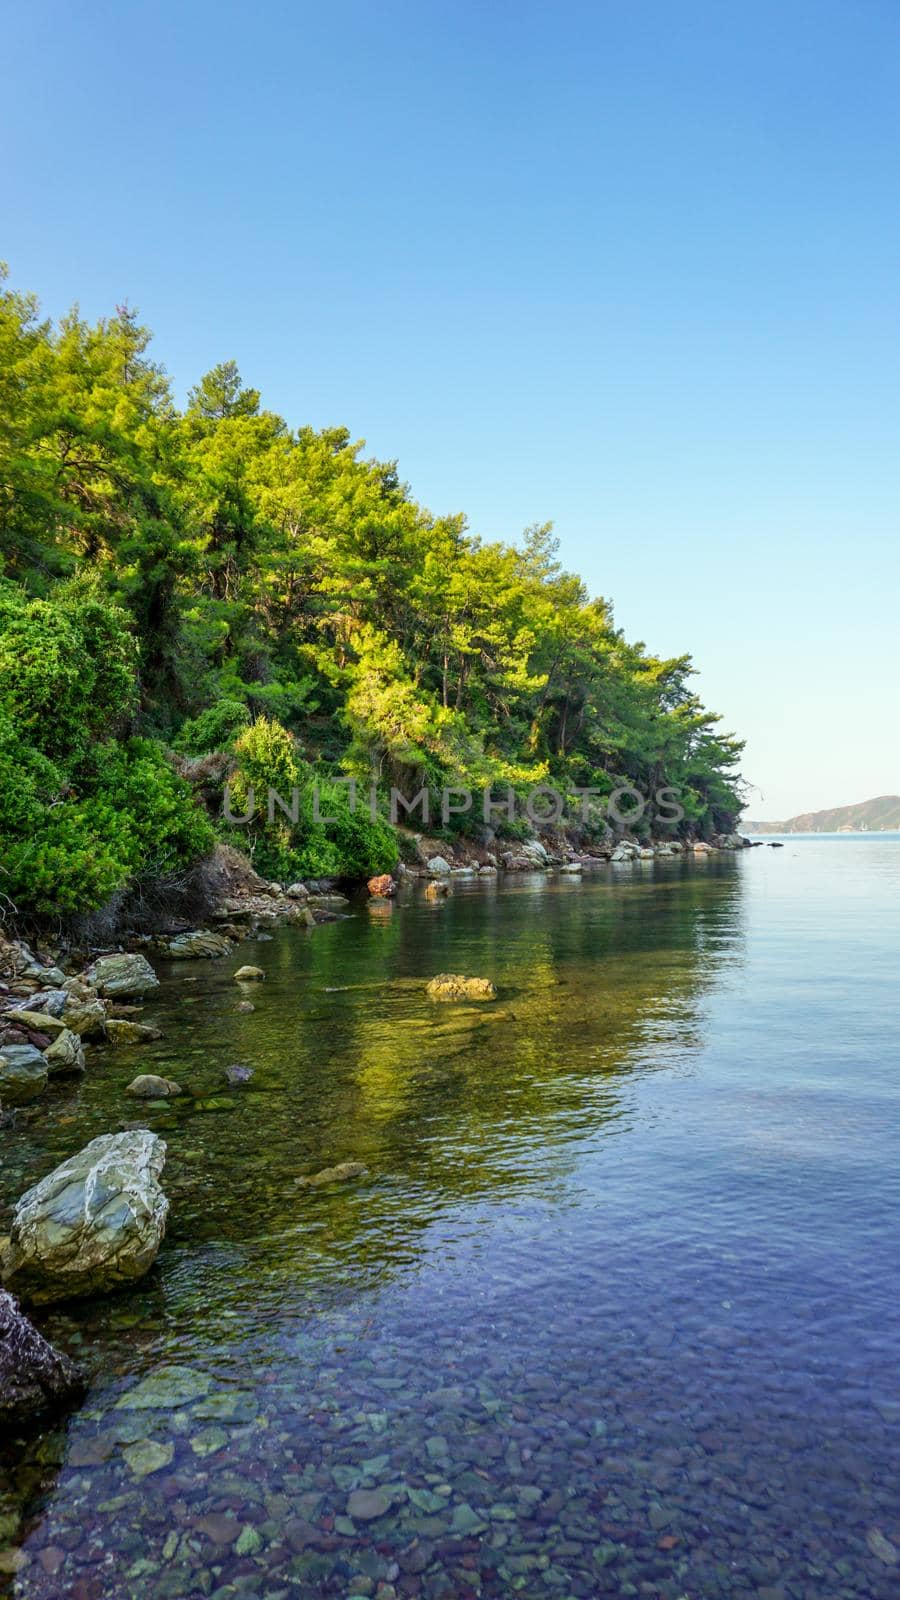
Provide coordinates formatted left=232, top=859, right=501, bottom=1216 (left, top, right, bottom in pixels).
left=6, top=858, right=835, bottom=1600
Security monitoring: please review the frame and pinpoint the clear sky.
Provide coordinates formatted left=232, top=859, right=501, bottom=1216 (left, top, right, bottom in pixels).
left=3, top=0, right=899, bottom=818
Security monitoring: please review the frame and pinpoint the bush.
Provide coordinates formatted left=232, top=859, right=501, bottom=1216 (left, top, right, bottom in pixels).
left=0, top=709, right=214, bottom=918
left=0, top=578, right=137, bottom=765
left=175, top=697, right=250, bottom=755
left=220, top=726, right=399, bottom=881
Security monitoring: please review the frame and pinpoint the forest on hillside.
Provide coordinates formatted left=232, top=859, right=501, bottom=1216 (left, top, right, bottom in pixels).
left=0, top=267, right=743, bottom=920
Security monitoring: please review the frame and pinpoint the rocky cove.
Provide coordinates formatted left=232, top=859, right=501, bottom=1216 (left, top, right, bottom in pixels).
left=11, top=838, right=900, bottom=1600
left=1, top=832, right=753, bottom=1435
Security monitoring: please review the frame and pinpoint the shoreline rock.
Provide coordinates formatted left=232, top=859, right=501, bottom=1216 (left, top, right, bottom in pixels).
left=1, top=1130, right=169, bottom=1304
left=0, top=1290, right=86, bottom=1429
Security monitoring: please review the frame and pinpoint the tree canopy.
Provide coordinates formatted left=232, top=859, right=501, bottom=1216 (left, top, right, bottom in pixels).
left=0, top=265, right=743, bottom=914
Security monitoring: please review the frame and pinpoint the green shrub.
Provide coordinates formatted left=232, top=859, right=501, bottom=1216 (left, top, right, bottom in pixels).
left=85, top=739, right=216, bottom=880
left=175, top=697, right=250, bottom=755
left=0, top=578, right=137, bottom=764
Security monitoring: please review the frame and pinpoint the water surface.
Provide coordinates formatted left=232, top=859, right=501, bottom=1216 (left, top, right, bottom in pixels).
left=2, top=842, right=899, bottom=1598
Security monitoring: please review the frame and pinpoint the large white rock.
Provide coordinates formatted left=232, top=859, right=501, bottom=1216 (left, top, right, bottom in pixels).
left=83, top=953, right=160, bottom=999
left=1, top=1131, right=169, bottom=1304
left=426, top=856, right=452, bottom=876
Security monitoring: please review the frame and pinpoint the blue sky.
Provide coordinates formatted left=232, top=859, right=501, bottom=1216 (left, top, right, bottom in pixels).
left=3, top=0, right=899, bottom=817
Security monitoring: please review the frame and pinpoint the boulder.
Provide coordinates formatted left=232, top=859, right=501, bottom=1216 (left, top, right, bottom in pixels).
left=559, top=862, right=583, bottom=873
left=126, top=1075, right=181, bottom=1098
left=426, top=974, right=498, bottom=1002
left=285, top=882, right=309, bottom=899
left=63, top=999, right=108, bottom=1039
left=23, top=988, right=69, bottom=1018
left=44, top=1028, right=86, bottom=1076
left=165, top=931, right=232, bottom=960
left=479, top=863, right=498, bottom=875
left=426, top=855, right=452, bottom=876
left=0, top=1044, right=49, bottom=1104
left=105, top=1019, right=163, bottom=1046
left=224, top=1064, right=253, bottom=1085
left=367, top=874, right=397, bottom=898
left=84, top=954, right=160, bottom=1000
left=1, top=1130, right=169, bottom=1304
left=306, top=893, right=350, bottom=909
left=233, top=965, right=265, bottom=982
left=1, top=1008, right=69, bottom=1037
left=0, top=1290, right=86, bottom=1428
left=235, top=1000, right=255, bottom=1013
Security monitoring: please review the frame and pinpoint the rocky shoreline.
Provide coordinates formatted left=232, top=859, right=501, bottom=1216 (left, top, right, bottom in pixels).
left=0, top=829, right=752, bottom=1429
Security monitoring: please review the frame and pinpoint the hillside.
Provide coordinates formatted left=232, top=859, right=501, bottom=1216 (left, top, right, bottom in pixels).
left=0, top=268, right=744, bottom=922
left=743, top=796, right=900, bottom=833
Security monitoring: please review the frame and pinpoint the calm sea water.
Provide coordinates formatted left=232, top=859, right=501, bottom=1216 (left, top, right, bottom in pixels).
left=2, top=839, right=900, bottom=1598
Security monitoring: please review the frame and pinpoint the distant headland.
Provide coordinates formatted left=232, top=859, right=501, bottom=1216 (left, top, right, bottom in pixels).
left=742, top=795, right=900, bottom=834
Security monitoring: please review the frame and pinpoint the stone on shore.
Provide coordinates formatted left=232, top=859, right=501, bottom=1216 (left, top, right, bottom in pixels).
left=84, top=953, right=160, bottom=1000
left=426, top=855, right=452, bottom=876
left=1, top=1009, right=69, bottom=1037
left=367, top=874, right=397, bottom=898
left=426, top=974, right=498, bottom=1002
left=1, top=1130, right=169, bottom=1304
left=126, top=1075, right=182, bottom=1098
left=0, top=1044, right=49, bottom=1105
left=62, top=1000, right=108, bottom=1039
left=233, top=965, right=265, bottom=982
left=0, top=1289, right=86, bottom=1428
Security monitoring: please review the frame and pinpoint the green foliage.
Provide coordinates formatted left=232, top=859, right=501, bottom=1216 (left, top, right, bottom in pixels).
left=175, top=697, right=250, bottom=754
left=0, top=266, right=744, bottom=921
left=0, top=576, right=137, bottom=762
left=223, top=721, right=398, bottom=881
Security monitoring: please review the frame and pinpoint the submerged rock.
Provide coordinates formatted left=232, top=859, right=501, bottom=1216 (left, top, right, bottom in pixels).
left=426, top=973, right=498, bottom=1002
left=235, top=1000, right=255, bottom=1013
left=2, top=1130, right=169, bottom=1304
left=165, top=930, right=232, bottom=959
left=84, top=953, right=160, bottom=999
left=296, top=1161, right=368, bottom=1188
left=126, top=1074, right=182, bottom=1098
left=0, top=1289, right=85, bottom=1427
left=425, top=880, right=451, bottom=901
left=224, top=1064, right=254, bottom=1085
left=0, top=1043, right=49, bottom=1104
left=346, top=1486, right=393, bottom=1521
left=233, top=965, right=265, bottom=982
left=105, top=1019, right=163, bottom=1046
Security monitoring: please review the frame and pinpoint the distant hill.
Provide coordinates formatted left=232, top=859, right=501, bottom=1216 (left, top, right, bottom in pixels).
left=742, top=795, right=900, bottom=834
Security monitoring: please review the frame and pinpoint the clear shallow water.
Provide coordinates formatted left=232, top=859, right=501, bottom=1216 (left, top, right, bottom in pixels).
left=2, top=842, right=900, bottom=1599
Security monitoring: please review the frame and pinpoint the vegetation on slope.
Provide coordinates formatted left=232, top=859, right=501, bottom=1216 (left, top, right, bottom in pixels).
left=0, top=267, right=743, bottom=919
